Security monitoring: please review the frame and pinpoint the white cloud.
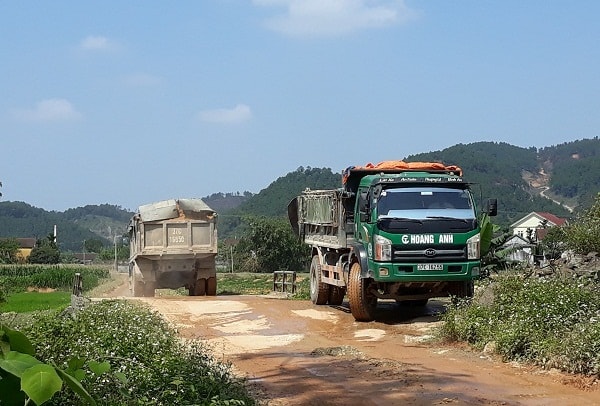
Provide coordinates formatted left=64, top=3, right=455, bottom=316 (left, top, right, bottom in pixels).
left=253, top=0, right=417, bottom=38
left=197, top=104, right=252, bottom=124
left=123, top=73, right=162, bottom=87
left=79, top=35, right=115, bottom=51
left=11, top=99, right=82, bottom=122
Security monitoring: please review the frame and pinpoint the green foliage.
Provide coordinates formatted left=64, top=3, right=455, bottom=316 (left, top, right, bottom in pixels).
left=29, top=245, right=61, bottom=264
left=234, top=216, right=309, bottom=273
left=21, top=300, right=255, bottom=405
left=98, top=245, right=129, bottom=261
left=563, top=192, right=600, bottom=254
left=0, top=265, right=109, bottom=294
left=0, top=238, right=20, bottom=264
left=0, top=324, right=96, bottom=405
left=83, top=239, right=104, bottom=254
left=29, top=235, right=60, bottom=264
left=438, top=274, right=600, bottom=375
left=540, top=225, right=567, bottom=259
left=216, top=272, right=274, bottom=295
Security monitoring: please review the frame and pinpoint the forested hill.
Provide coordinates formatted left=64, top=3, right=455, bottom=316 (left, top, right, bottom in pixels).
left=228, top=138, right=599, bottom=229
left=0, top=202, right=133, bottom=251
left=406, top=139, right=599, bottom=225
left=1, top=138, right=599, bottom=247
left=234, top=166, right=340, bottom=217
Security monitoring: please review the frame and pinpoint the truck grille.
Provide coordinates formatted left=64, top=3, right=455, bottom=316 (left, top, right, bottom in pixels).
left=391, top=244, right=467, bottom=263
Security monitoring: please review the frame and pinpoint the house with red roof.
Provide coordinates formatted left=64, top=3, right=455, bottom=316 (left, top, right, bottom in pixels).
left=510, top=212, right=568, bottom=242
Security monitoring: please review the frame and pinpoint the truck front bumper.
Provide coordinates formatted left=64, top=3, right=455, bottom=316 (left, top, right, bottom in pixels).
left=367, top=260, right=480, bottom=282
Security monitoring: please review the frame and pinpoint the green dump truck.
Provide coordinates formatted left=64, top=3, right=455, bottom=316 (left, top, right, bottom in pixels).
left=288, top=161, right=497, bottom=321
left=128, top=198, right=218, bottom=297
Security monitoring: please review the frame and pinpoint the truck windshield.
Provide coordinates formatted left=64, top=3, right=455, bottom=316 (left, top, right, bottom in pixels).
left=377, top=187, right=475, bottom=221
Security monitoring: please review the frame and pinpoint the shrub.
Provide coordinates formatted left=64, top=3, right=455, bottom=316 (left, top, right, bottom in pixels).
left=564, top=192, right=600, bottom=254
left=23, top=300, right=254, bottom=405
left=438, top=273, right=600, bottom=375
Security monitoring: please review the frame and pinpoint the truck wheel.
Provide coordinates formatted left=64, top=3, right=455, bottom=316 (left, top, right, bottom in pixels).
left=310, top=255, right=329, bottom=305
left=206, top=277, right=217, bottom=296
left=348, top=262, right=377, bottom=322
left=452, top=280, right=474, bottom=298
left=191, top=278, right=206, bottom=296
left=328, top=286, right=346, bottom=305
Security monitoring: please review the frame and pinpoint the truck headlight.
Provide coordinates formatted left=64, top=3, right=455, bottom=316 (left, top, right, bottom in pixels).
left=466, top=233, right=480, bottom=260
left=374, top=234, right=392, bottom=261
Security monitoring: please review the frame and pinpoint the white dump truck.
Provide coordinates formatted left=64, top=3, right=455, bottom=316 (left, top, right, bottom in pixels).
left=128, top=198, right=218, bottom=297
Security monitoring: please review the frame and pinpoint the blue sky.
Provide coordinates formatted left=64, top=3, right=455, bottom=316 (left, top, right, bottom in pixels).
left=1, top=1, right=598, bottom=212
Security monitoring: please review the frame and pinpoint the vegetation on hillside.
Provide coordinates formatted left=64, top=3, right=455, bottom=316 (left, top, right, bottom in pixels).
left=234, top=166, right=340, bottom=217
left=0, top=202, right=130, bottom=252
left=538, top=138, right=600, bottom=209
left=2, top=139, right=599, bottom=253
left=407, top=141, right=573, bottom=226
left=218, top=167, right=339, bottom=238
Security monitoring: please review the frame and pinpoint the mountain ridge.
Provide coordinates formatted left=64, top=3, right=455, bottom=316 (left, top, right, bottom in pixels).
left=1, top=138, right=598, bottom=250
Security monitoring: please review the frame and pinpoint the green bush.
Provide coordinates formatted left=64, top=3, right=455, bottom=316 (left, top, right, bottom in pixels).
left=23, top=300, right=254, bottom=405
left=439, top=273, right=600, bottom=375
left=564, top=192, right=600, bottom=254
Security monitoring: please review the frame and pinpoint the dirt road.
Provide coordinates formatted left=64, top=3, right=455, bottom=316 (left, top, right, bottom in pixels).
left=101, top=277, right=600, bottom=405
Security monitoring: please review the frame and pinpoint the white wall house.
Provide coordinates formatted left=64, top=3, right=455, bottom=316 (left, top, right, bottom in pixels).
left=504, top=212, right=568, bottom=265
left=510, top=212, right=567, bottom=241
left=502, top=234, right=536, bottom=264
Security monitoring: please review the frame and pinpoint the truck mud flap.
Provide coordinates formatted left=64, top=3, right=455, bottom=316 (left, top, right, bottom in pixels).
left=287, top=197, right=299, bottom=236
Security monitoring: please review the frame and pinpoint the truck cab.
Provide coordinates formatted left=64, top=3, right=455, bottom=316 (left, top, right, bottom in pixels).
left=290, top=161, right=497, bottom=321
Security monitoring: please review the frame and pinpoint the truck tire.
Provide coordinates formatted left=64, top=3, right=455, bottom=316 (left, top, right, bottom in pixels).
left=348, top=262, right=377, bottom=322
left=310, top=255, right=329, bottom=305
left=206, top=277, right=217, bottom=296
left=191, top=278, right=206, bottom=296
left=328, top=286, right=346, bottom=305
left=450, top=280, right=474, bottom=298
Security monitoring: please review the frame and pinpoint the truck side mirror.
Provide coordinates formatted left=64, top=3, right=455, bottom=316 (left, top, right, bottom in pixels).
left=486, top=199, right=498, bottom=216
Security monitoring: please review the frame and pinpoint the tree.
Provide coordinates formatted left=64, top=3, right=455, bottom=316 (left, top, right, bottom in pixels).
left=234, top=216, right=309, bottom=273
left=29, top=234, right=60, bottom=264
left=564, top=192, right=600, bottom=254
left=0, top=237, right=19, bottom=264
left=84, top=238, right=105, bottom=253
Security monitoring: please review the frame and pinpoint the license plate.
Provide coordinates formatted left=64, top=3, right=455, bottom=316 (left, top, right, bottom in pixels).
left=417, top=264, right=444, bottom=271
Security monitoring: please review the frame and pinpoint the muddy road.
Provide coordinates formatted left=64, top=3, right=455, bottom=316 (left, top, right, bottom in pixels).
left=101, top=277, right=600, bottom=405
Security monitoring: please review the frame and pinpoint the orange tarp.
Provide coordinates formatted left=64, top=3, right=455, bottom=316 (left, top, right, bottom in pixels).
left=343, top=161, right=462, bottom=184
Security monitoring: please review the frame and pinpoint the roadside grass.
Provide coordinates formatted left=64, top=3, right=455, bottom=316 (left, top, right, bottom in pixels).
left=0, top=291, right=71, bottom=312
left=0, top=264, right=110, bottom=293
left=159, top=272, right=311, bottom=299
left=217, top=272, right=274, bottom=295
left=0, top=264, right=110, bottom=314
left=437, top=272, right=600, bottom=376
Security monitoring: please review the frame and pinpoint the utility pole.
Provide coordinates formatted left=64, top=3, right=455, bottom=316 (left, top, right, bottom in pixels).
left=114, top=235, right=118, bottom=272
